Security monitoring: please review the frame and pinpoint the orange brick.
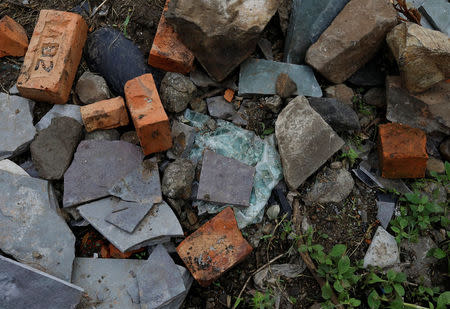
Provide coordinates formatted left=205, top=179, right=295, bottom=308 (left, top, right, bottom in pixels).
left=17, top=10, right=88, bottom=104
left=224, top=89, right=235, bottom=102
left=148, top=0, right=194, bottom=74
left=176, top=207, right=253, bottom=287
left=0, top=16, right=29, bottom=58
left=378, top=123, right=428, bottom=179
left=124, top=74, right=172, bottom=155
left=80, top=96, right=129, bottom=132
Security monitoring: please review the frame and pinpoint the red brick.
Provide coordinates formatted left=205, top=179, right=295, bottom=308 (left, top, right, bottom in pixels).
left=378, top=123, right=428, bottom=179
left=0, top=16, right=28, bottom=58
left=17, top=10, right=88, bottom=104
left=224, top=89, right=234, bottom=103
left=124, top=74, right=172, bottom=155
left=80, top=96, right=129, bottom=132
left=176, top=207, right=253, bottom=287
left=148, top=0, right=194, bottom=74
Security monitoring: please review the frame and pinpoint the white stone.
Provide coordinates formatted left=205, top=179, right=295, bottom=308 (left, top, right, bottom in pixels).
left=363, top=226, right=400, bottom=268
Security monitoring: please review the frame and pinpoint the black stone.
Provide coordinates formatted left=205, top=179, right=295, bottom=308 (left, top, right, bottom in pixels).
left=308, top=97, right=360, bottom=132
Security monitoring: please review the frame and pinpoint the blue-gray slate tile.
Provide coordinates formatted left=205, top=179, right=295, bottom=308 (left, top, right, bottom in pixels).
left=419, top=0, right=450, bottom=35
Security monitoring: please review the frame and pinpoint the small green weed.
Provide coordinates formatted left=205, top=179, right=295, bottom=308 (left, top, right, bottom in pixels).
left=252, top=290, right=276, bottom=309
left=340, top=146, right=359, bottom=166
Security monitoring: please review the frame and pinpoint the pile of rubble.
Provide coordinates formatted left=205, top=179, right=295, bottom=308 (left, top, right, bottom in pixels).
left=0, top=0, right=449, bottom=308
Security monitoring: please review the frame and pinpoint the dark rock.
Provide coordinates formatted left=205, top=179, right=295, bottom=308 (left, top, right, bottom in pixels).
left=63, top=140, right=144, bottom=208
left=35, top=104, right=82, bottom=131
left=206, top=96, right=236, bottom=120
left=258, top=38, right=274, bottom=61
left=189, top=98, right=207, bottom=114
left=166, top=0, right=280, bottom=81
left=162, top=158, right=195, bottom=200
left=308, top=97, right=360, bottom=132
left=85, top=27, right=163, bottom=96
left=160, top=72, right=197, bottom=113
left=275, top=73, right=297, bottom=98
left=75, top=71, right=110, bottom=105
left=120, top=131, right=140, bottom=145
left=31, top=117, right=83, bottom=180
left=167, top=121, right=197, bottom=159
left=364, top=87, right=386, bottom=107
left=347, top=57, right=386, bottom=87
left=440, top=138, right=450, bottom=161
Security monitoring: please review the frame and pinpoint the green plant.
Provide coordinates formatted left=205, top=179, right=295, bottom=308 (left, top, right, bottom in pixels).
left=340, top=147, right=359, bottom=166
left=121, top=8, right=133, bottom=38
left=430, top=161, right=450, bottom=187
left=353, top=94, right=375, bottom=117
left=390, top=191, right=444, bottom=243
left=252, top=290, right=276, bottom=309
left=366, top=270, right=407, bottom=309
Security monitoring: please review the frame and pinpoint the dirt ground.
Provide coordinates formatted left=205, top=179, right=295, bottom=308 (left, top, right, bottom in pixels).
left=0, top=1, right=389, bottom=308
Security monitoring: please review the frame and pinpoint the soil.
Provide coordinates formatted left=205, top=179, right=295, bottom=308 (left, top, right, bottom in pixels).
left=0, top=1, right=446, bottom=309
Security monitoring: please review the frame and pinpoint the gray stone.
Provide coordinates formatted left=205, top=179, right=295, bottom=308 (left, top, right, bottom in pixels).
left=275, top=96, right=344, bottom=189
left=363, top=226, right=400, bottom=268
left=63, top=140, right=144, bottom=208
left=284, top=0, right=349, bottom=64
left=85, top=128, right=120, bottom=141
left=35, top=104, right=82, bottom=131
left=0, top=256, right=83, bottom=309
left=19, top=160, right=40, bottom=178
left=137, top=245, right=186, bottom=309
left=266, top=204, right=280, bottom=220
left=167, top=121, right=197, bottom=159
left=105, top=202, right=153, bottom=233
left=238, top=58, right=322, bottom=97
left=419, top=0, right=450, bottom=35
left=189, top=69, right=236, bottom=89
left=0, top=171, right=75, bottom=281
left=160, top=72, right=197, bottom=113
left=421, top=181, right=448, bottom=206
left=0, top=159, right=29, bottom=176
left=31, top=117, right=83, bottom=180
left=308, top=97, right=360, bottom=132
left=305, top=0, right=397, bottom=83
left=166, top=0, right=280, bottom=81
left=8, top=84, right=19, bottom=95
left=427, top=157, right=446, bottom=175
left=400, top=237, right=438, bottom=286
left=386, top=76, right=450, bottom=135
left=376, top=194, right=396, bottom=229
left=0, top=93, right=36, bottom=160
left=232, top=105, right=249, bottom=127
left=261, top=95, right=283, bottom=113
left=72, top=257, right=192, bottom=309
left=206, top=96, right=236, bottom=120
left=440, top=138, right=450, bottom=161
left=254, top=263, right=306, bottom=290
left=76, top=71, right=111, bottom=105
left=304, top=168, right=354, bottom=204
left=162, top=158, right=195, bottom=200
left=258, top=38, right=274, bottom=60
left=324, top=84, right=354, bottom=106
left=364, top=88, right=386, bottom=107
left=197, top=150, right=256, bottom=207
left=78, top=198, right=183, bottom=252
left=109, top=160, right=162, bottom=205
left=120, top=131, right=140, bottom=145
left=189, top=98, right=207, bottom=114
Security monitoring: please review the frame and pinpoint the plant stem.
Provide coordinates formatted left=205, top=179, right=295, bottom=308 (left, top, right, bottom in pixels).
left=403, top=303, right=429, bottom=309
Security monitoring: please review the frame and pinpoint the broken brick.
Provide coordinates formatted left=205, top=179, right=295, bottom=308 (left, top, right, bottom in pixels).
left=148, top=0, right=194, bottom=74
left=223, top=89, right=235, bottom=102
left=378, top=123, right=428, bottom=179
left=176, top=207, right=253, bottom=287
left=124, top=74, right=172, bottom=155
left=17, top=10, right=88, bottom=104
left=80, top=96, right=129, bottom=132
left=0, top=16, right=29, bottom=58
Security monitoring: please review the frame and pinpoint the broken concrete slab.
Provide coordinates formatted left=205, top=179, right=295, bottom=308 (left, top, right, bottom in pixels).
left=0, top=170, right=75, bottom=281
left=105, top=202, right=153, bottom=233
left=419, top=0, right=450, bottom=36
left=308, top=97, right=360, bottom=132
left=166, top=0, right=280, bottom=81
left=363, top=226, right=400, bottom=268
left=0, top=159, right=29, bottom=176
left=305, top=0, right=397, bottom=83
left=31, top=117, right=83, bottom=180
left=197, top=150, right=256, bottom=207
left=386, top=76, right=450, bottom=135
left=238, top=58, right=322, bottom=97
left=0, top=256, right=83, bottom=309
left=177, top=207, right=253, bottom=287
left=63, top=140, right=144, bottom=208
left=0, top=93, right=36, bottom=160
left=386, top=22, right=450, bottom=93
left=284, top=0, right=349, bottom=64
left=137, top=245, right=186, bottom=309
left=275, top=96, right=344, bottom=189
left=109, top=160, right=162, bottom=205
left=78, top=198, right=183, bottom=252
left=35, top=104, right=83, bottom=131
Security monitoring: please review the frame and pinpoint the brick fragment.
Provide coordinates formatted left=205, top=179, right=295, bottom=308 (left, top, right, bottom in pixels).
left=148, top=0, right=194, bottom=74
left=80, top=97, right=129, bottom=132
left=124, top=74, right=172, bottom=155
left=0, top=16, right=29, bottom=58
left=176, top=207, right=253, bottom=287
left=223, top=89, right=235, bottom=102
left=378, top=123, right=428, bottom=179
left=17, top=10, right=88, bottom=104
